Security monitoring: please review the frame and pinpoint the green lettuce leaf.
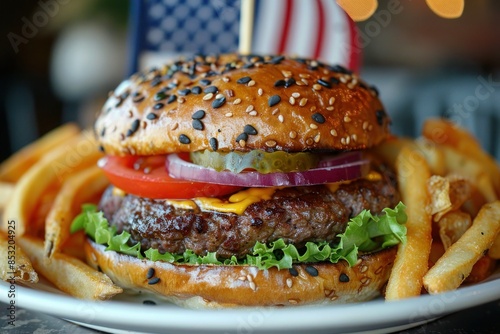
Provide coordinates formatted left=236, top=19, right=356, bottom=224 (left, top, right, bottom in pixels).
left=71, top=202, right=407, bottom=270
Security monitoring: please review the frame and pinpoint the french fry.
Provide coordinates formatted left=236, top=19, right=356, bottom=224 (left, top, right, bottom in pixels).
left=18, top=235, right=122, bottom=300
left=488, top=235, right=500, bottom=259
left=385, top=146, right=433, bottom=300
left=423, top=201, right=500, bottom=294
left=0, top=182, right=14, bottom=211
left=45, top=166, right=108, bottom=258
left=427, top=175, right=471, bottom=222
left=422, top=118, right=500, bottom=198
left=0, top=123, right=80, bottom=183
left=0, top=233, right=38, bottom=283
left=2, top=131, right=102, bottom=236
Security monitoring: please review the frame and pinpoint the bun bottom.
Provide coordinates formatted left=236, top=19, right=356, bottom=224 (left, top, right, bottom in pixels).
left=84, top=239, right=396, bottom=308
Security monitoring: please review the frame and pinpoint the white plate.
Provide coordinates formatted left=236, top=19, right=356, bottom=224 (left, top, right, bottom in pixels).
left=1, top=270, right=500, bottom=334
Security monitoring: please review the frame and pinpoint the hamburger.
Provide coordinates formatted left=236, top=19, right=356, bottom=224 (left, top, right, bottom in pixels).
left=71, top=54, right=407, bottom=307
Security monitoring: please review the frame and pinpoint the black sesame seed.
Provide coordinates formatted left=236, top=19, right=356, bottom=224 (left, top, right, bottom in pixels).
left=312, top=113, right=326, bottom=124
left=98, top=145, right=105, bottom=152
left=209, top=137, right=218, bottom=151
left=143, top=300, right=156, bottom=305
left=192, top=109, right=206, bottom=119
left=376, top=110, right=386, bottom=126
left=329, top=77, right=340, bottom=85
left=167, top=82, right=178, bottom=89
left=284, top=78, right=296, bottom=88
left=212, top=96, right=226, bottom=108
left=150, top=77, right=162, bottom=87
left=204, top=86, right=218, bottom=94
left=317, top=78, right=332, bottom=88
left=167, top=95, right=177, bottom=104
left=269, top=55, right=285, bottom=64
left=237, top=76, right=252, bottom=84
left=235, top=133, right=248, bottom=142
left=154, top=92, right=168, bottom=101
left=178, top=88, right=191, bottom=96
left=268, top=95, right=281, bottom=107
left=339, top=273, right=350, bottom=283
left=100, top=128, right=106, bottom=137
left=146, top=268, right=155, bottom=280
left=199, top=79, right=211, bottom=86
left=305, top=265, right=319, bottom=277
left=192, top=119, right=204, bottom=131
left=243, top=124, right=258, bottom=135
left=148, top=277, right=160, bottom=285
left=179, top=134, right=191, bottom=144
left=274, top=79, right=286, bottom=87
left=115, top=97, right=124, bottom=108
left=120, top=91, right=130, bottom=100
left=126, top=119, right=140, bottom=137
left=146, top=113, right=158, bottom=120
left=191, top=86, right=202, bottom=94
left=242, top=63, right=255, bottom=69
left=153, top=102, right=164, bottom=110
left=205, top=70, right=217, bottom=77
left=289, top=267, right=299, bottom=277
left=330, top=64, right=352, bottom=75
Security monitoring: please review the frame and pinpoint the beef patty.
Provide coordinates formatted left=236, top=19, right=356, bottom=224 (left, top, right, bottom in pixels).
left=99, top=171, right=400, bottom=259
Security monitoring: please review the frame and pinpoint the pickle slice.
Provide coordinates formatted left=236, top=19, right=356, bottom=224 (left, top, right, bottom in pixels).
left=190, top=150, right=320, bottom=174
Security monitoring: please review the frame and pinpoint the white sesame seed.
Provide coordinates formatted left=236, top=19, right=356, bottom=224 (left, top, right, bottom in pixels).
left=314, top=133, right=321, bottom=143
left=299, top=98, right=308, bottom=107
left=351, top=134, right=357, bottom=142
left=265, top=140, right=277, bottom=148
left=171, top=122, right=178, bottom=131
left=330, top=129, right=338, bottom=137
left=299, top=73, right=310, bottom=78
left=233, top=98, right=242, bottom=105
left=301, top=78, right=309, bottom=85
left=203, top=93, right=213, bottom=100
left=246, top=105, right=254, bottom=113
left=286, top=278, right=293, bottom=288
left=330, top=296, right=338, bottom=301
left=346, top=136, right=351, bottom=144
left=347, top=82, right=355, bottom=89
left=225, top=112, right=233, bottom=117
left=309, top=123, right=318, bottom=129
left=288, top=299, right=298, bottom=305
left=292, top=92, right=300, bottom=98
left=247, top=80, right=256, bottom=87
left=246, top=274, right=253, bottom=282
left=344, top=116, right=351, bottom=123
left=326, top=106, right=334, bottom=111
left=329, top=97, right=335, bottom=105
left=249, top=111, right=258, bottom=116
left=278, top=115, right=284, bottom=123
left=340, top=76, right=348, bottom=84
left=177, top=97, right=185, bottom=104
left=238, top=276, right=247, bottom=281
left=310, top=106, right=317, bottom=112
left=312, top=84, right=322, bottom=91
left=272, top=108, right=279, bottom=115
left=289, top=96, right=296, bottom=105
left=281, top=70, right=292, bottom=78
left=249, top=282, right=256, bottom=291
left=239, top=139, right=246, bottom=147
left=223, top=76, right=230, bottom=82
left=215, top=93, right=224, bottom=99
left=362, top=121, right=369, bottom=130
left=360, top=265, right=368, bottom=273
left=341, top=137, right=346, bottom=145
left=296, top=81, right=304, bottom=86
left=258, top=88, right=263, bottom=96
left=289, top=131, right=297, bottom=139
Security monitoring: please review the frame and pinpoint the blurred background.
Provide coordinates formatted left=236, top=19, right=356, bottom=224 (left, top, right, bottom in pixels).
left=1, top=0, right=500, bottom=162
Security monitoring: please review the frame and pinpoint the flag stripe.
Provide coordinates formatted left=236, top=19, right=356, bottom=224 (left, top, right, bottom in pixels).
left=277, top=0, right=293, bottom=54
left=313, top=0, right=326, bottom=59
left=346, top=11, right=361, bottom=71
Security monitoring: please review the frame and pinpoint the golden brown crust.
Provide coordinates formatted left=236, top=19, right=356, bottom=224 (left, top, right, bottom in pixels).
left=85, top=239, right=396, bottom=308
left=95, top=54, right=390, bottom=156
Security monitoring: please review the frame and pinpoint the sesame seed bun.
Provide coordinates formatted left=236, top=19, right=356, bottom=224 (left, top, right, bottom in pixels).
left=95, top=54, right=389, bottom=156
left=84, top=239, right=397, bottom=308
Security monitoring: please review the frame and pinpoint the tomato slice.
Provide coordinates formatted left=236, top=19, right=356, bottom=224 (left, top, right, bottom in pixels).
left=99, top=155, right=242, bottom=199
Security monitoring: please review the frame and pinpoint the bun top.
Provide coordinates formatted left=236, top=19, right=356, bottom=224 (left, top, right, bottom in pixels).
left=95, top=54, right=390, bottom=156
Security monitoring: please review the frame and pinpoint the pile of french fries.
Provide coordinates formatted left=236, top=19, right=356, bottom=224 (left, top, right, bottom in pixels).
left=0, top=119, right=499, bottom=302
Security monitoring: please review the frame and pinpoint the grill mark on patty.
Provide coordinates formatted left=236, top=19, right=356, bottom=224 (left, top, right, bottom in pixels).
left=99, top=172, right=399, bottom=259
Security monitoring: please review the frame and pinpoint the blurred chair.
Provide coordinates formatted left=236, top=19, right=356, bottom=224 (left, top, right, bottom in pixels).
left=127, top=0, right=359, bottom=74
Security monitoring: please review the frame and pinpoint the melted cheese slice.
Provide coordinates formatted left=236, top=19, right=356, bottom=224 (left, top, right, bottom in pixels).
left=195, top=188, right=277, bottom=215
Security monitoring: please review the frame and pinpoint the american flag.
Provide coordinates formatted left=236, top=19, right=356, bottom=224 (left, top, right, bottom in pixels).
left=129, top=0, right=359, bottom=73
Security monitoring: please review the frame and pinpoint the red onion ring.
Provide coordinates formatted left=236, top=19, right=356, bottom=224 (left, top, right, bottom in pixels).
left=166, top=153, right=369, bottom=187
